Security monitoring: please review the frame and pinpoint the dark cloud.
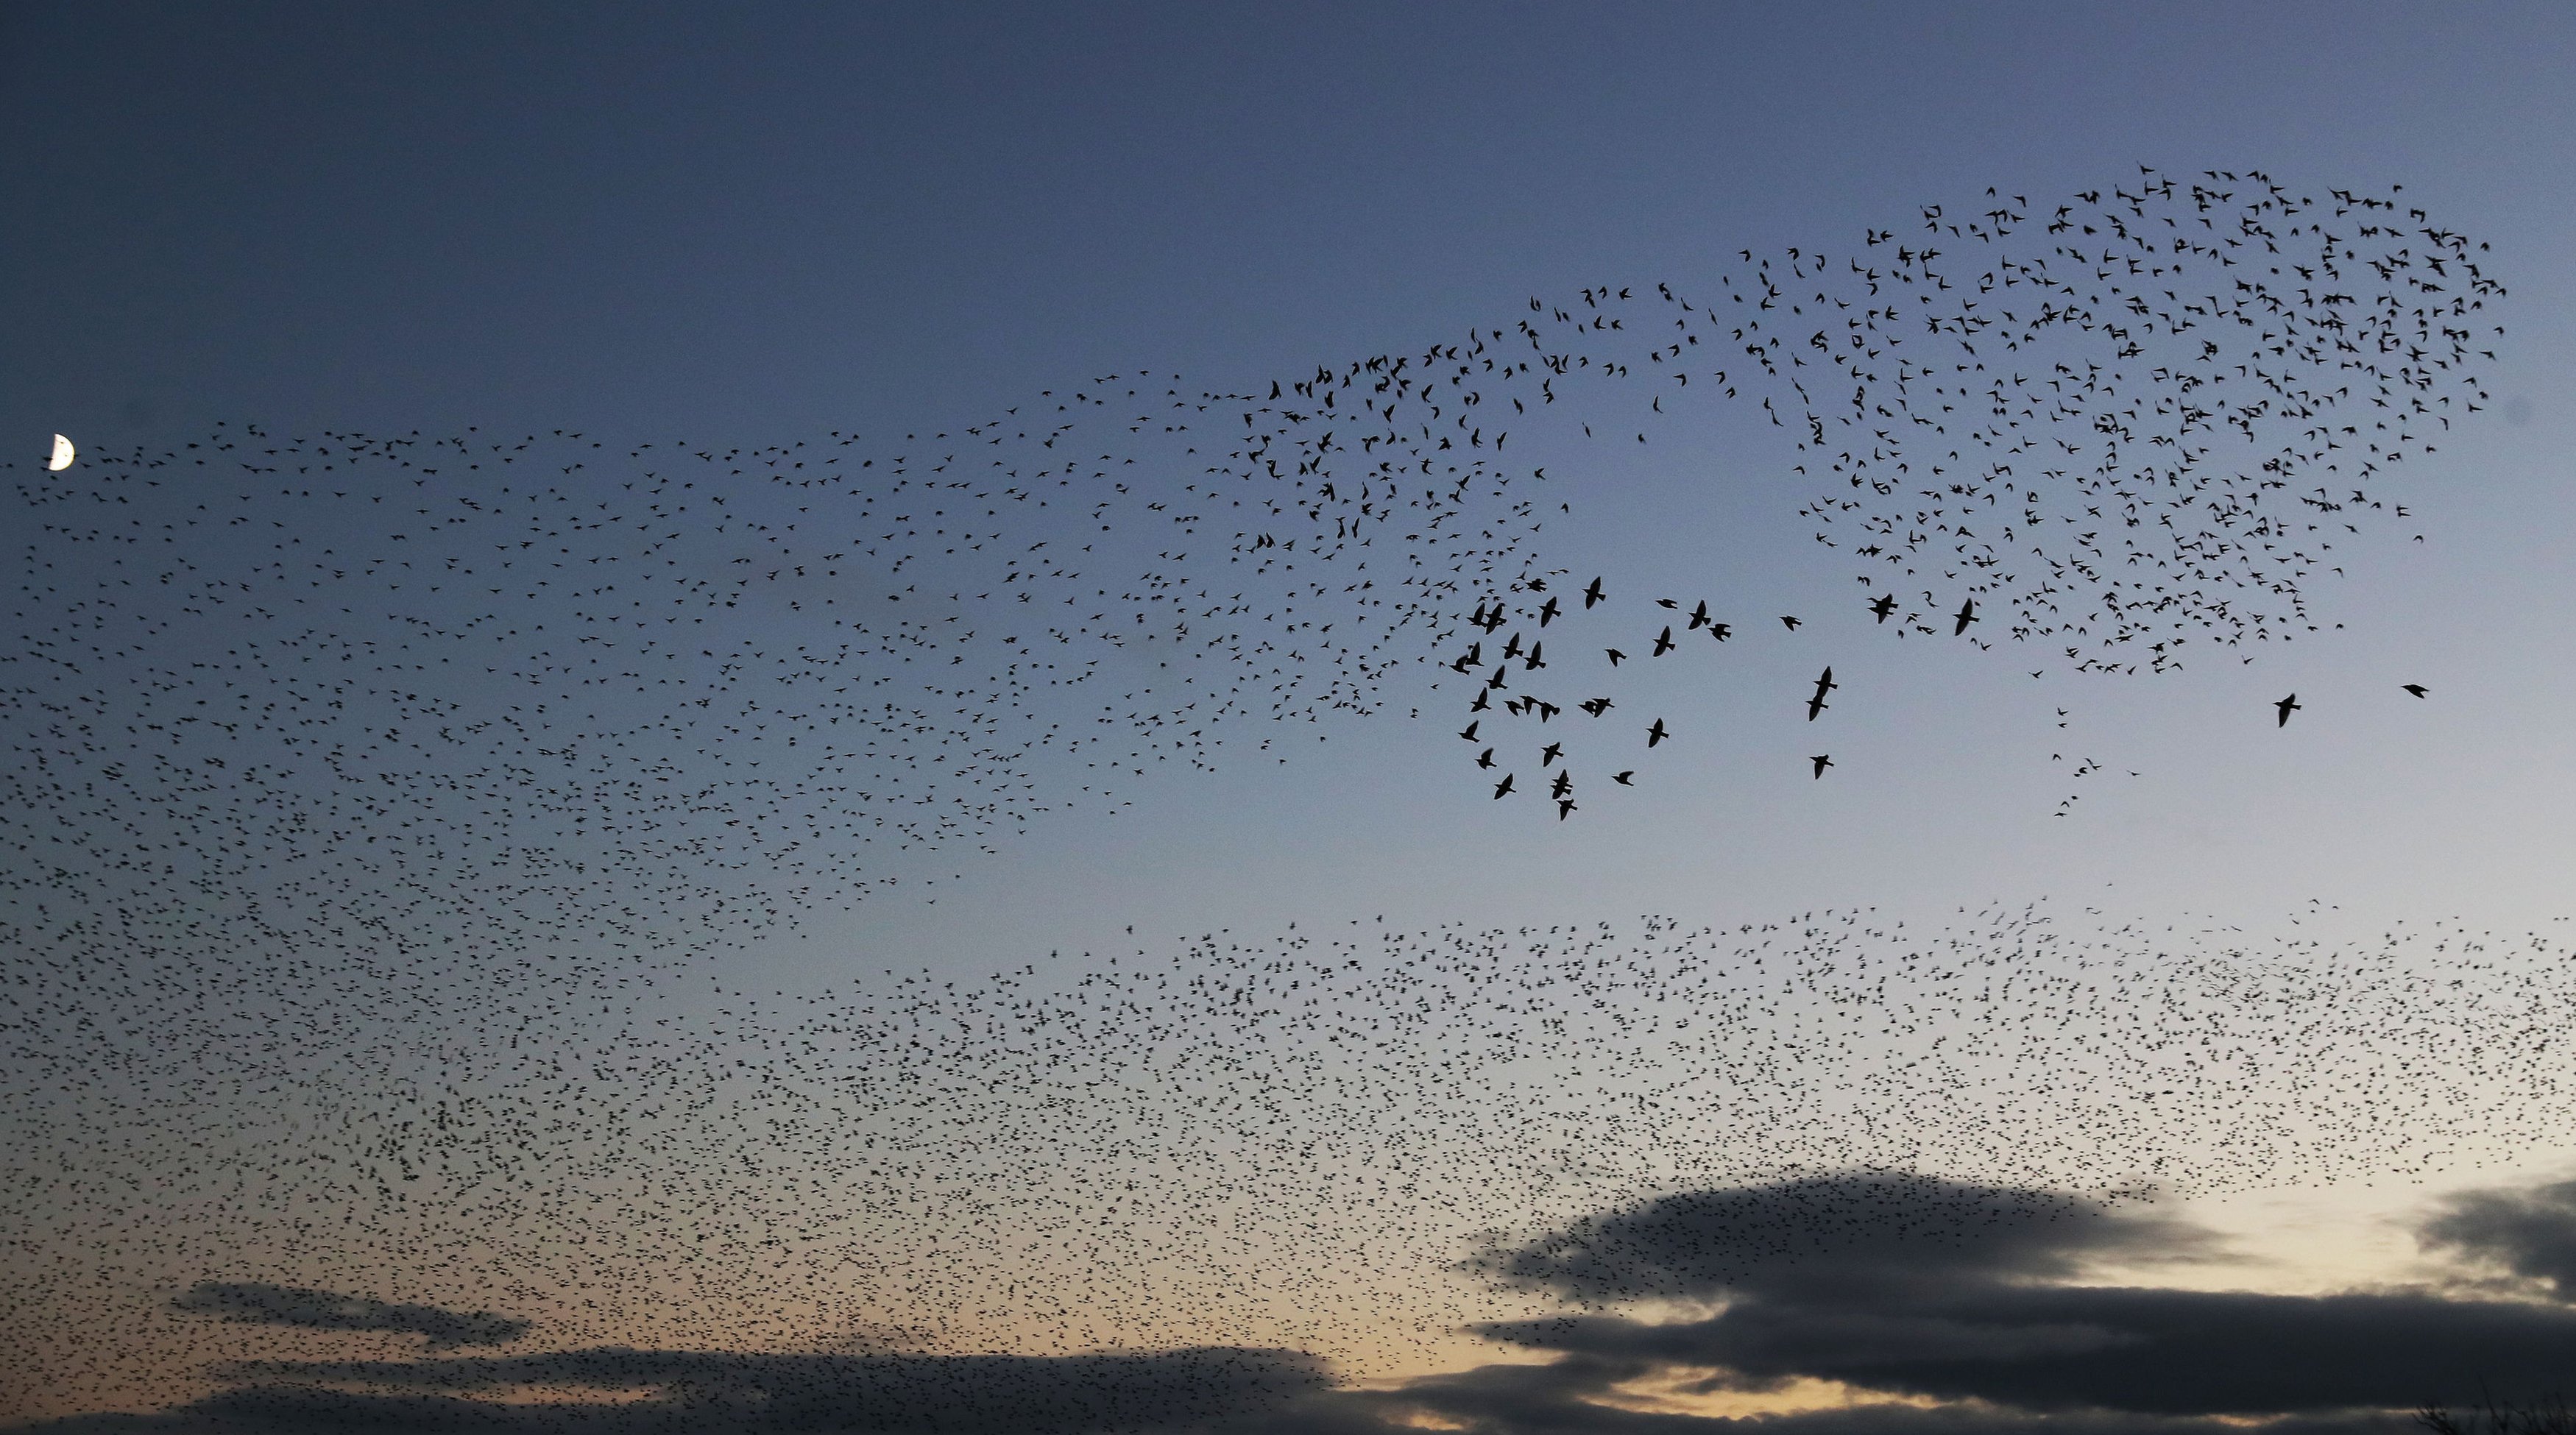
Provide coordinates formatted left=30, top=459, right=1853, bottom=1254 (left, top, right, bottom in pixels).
left=9, top=1356, right=2422, bottom=1435
left=1471, top=1172, right=2209, bottom=1304
left=2418, top=1179, right=2576, bottom=1301
left=6, top=1347, right=1336, bottom=1435
left=169, top=1281, right=529, bottom=1348
left=1462, top=1174, right=2576, bottom=1420
left=1487, top=1285, right=2576, bottom=1418
left=0, top=1329, right=2467, bottom=1435
left=1349, top=1356, right=2418, bottom=1434
left=46, top=1179, right=2576, bottom=1434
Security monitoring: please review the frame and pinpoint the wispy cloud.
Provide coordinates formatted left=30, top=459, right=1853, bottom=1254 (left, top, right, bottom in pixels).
left=9, top=1347, right=1338, bottom=1434
left=2419, top=1179, right=2576, bottom=1302
left=169, top=1282, right=528, bottom=1349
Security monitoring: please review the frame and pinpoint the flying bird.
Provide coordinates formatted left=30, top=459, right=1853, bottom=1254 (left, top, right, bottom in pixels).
left=0, top=171, right=2535, bottom=1397
left=2275, top=693, right=2301, bottom=726
left=2401, top=684, right=2428, bottom=698
left=1806, top=667, right=1836, bottom=722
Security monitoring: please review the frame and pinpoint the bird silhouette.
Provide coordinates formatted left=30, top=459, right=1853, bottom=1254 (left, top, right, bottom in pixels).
left=2, top=170, right=2536, bottom=1430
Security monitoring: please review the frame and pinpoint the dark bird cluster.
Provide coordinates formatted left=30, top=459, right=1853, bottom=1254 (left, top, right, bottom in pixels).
left=1434, top=169, right=2497, bottom=807
left=7, top=902, right=2576, bottom=1423
left=2, top=173, right=2502, bottom=977
left=0, top=170, right=2523, bottom=1426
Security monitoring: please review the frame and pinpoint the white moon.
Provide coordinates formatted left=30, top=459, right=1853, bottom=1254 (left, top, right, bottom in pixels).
left=47, top=434, right=74, bottom=472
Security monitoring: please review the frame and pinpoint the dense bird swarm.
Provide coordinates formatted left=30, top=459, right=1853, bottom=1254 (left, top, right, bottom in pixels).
left=2, top=171, right=2497, bottom=954
left=0, top=171, right=2526, bottom=1428
left=11, top=902, right=2576, bottom=1420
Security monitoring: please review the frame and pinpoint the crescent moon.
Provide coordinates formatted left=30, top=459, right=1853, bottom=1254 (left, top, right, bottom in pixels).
left=47, top=434, right=74, bottom=472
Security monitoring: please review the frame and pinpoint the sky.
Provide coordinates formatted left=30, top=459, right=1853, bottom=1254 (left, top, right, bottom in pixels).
left=5, top=3, right=2576, bottom=1431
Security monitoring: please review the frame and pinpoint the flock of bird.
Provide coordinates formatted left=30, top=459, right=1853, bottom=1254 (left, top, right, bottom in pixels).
left=0, top=169, right=2526, bottom=1427
left=1, top=170, right=2501, bottom=965
left=9, top=904, right=2576, bottom=1424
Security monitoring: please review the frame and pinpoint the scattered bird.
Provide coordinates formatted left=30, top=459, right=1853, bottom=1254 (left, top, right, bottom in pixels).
left=2276, top=694, right=2302, bottom=727
left=2402, top=684, right=2429, bottom=698
left=1806, top=667, right=1837, bottom=722
left=1811, top=754, right=1833, bottom=778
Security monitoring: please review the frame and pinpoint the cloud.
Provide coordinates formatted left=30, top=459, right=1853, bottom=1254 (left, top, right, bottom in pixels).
left=1470, top=1172, right=2211, bottom=1305
left=5, top=1347, right=1340, bottom=1435
left=2418, top=1178, right=2576, bottom=1300
left=1346, top=1357, right=2417, bottom=1435
left=1458, top=1173, right=2576, bottom=1420
left=39, top=1177, right=2576, bottom=1434
left=1482, top=1285, right=2576, bottom=1418
left=169, top=1281, right=529, bottom=1348
left=9, top=1356, right=2422, bottom=1435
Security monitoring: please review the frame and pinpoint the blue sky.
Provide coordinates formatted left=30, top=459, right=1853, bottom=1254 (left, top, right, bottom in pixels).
left=10, top=1, right=2572, bottom=959
left=6, top=4, right=2576, bottom=1428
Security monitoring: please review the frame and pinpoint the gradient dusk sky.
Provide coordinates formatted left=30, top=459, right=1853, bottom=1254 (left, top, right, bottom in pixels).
left=7, top=5, right=2576, bottom=1431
